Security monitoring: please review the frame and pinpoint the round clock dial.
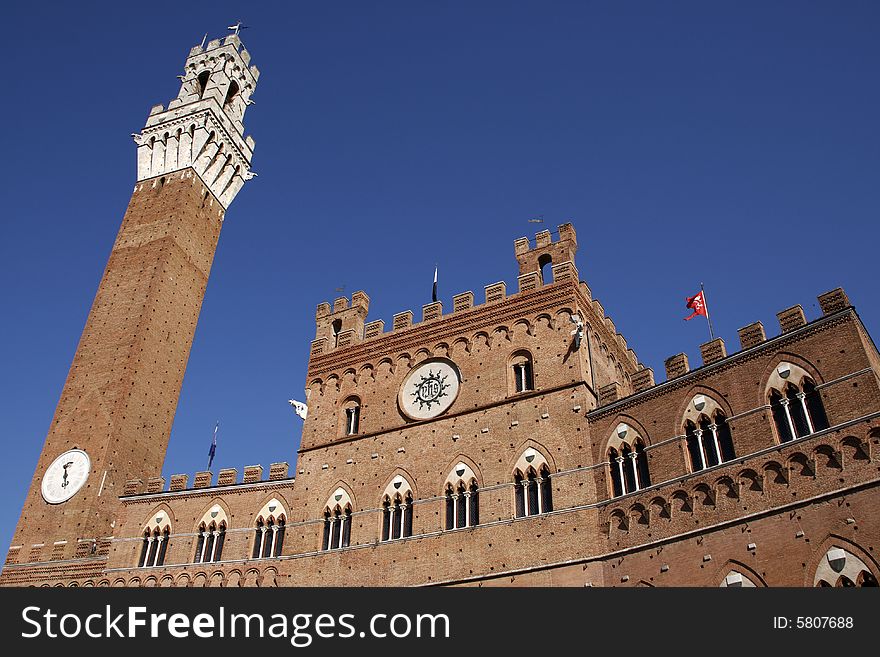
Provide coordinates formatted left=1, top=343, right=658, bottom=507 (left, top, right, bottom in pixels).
left=41, top=449, right=91, bottom=504
left=399, top=358, right=461, bottom=420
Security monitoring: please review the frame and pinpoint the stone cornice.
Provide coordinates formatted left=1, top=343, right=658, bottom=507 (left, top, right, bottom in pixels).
left=144, top=105, right=252, bottom=164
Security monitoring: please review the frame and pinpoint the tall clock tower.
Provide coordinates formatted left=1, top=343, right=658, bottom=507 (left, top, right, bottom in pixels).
left=6, top=34, right=260, bottom=562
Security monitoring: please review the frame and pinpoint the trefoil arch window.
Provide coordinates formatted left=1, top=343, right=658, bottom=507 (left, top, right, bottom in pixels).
left=194, top=520, right=226, bottom=563
left=322, top=488, right=353, bottom=550
left=607, top=423, right=650, bottom=498
left=512, top=449, right=553, bottom=517
left=767, top=364, right=829, bottom=444
left=381, top=476, right=414, bottom=541
left=444, top=463, right=479, bottom=530
left=251, top=498, right=287, bottom=559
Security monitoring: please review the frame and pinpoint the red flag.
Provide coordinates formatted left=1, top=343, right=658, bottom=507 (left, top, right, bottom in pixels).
left=684, top=291, right=707, bottom=321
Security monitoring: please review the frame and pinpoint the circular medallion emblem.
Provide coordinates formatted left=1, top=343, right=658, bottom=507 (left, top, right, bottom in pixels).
left=399, top=358, right=461, bottom=420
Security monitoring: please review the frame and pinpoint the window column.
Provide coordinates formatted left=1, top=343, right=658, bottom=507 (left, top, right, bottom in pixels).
left=258, top=525, right=268, bottom=557
left=708, top=424, right=722, bottom=465
left=145, top=535, right=156, bottom=567
left=198, top=529, right=208, bottom=563
left=628, top=451, right=641, bottom=492
left=392, top=501, right=402, bottom=540
left=615, top=455, right=626, bottom=495
left=694, top=429, right=708, bottom=470
left=796, top=392, right=815, bottom=435
left=151, top=535, right=164, bottom=567
left=341, top=510, right=351, bottom=548
left=779, top=397, right=797, bottom=440
left=209, top=530, right=220, bottom=562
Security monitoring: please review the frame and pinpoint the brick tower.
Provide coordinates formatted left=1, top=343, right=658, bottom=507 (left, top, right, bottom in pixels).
left=5, top=34, right=259, bottom=566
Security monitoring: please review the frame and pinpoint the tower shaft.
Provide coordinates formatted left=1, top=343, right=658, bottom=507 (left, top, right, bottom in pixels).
left=6, top=33, right=259, bottom=562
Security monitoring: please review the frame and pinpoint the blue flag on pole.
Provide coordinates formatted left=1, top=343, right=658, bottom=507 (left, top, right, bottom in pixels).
left=207, top=421, right=219, bottom=469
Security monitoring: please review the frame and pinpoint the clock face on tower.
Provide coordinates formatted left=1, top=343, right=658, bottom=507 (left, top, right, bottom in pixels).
left=41, top=449, right=91, bottom=504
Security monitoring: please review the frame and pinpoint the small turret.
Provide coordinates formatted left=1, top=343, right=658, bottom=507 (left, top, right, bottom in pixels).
left=514, top=223, right=578, bottom=285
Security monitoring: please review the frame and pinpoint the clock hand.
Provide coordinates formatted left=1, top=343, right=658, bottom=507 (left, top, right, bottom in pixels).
left=61, top=461, right=74, bottom=488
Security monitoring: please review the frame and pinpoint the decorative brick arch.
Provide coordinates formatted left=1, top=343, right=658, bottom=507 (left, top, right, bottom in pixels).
left=251, top=492, right=291, bottom=525
left=677, top=385, right=733, bottom=432
left=533, top=313, right=554, bottom=333
left=450, top=337, right=471, bottom=357
left=243, top=568, right=261, bottom=587
left=604, top=415, right=652, bottom=452
left=379, top=467, right=419, bottom=501
left=195, top=498, right=231, bottom=532
left=511, top=318, right=534, bottom=339
left=226, top=570, right=243, bottom=588
left=716, top=559, right=765, bottom=587
left=439, top=453, right=483, bottom=491
left=508, top=438, right=557, bottom=476
left=493, top=326, right=511, bottom=344
left=761, top=352, right=825, bottom=400
left=141, top=503, right=175, bottom=534
left=260, top=568, right=279, bottom=588
left=325, top=480, right=358, bottom=512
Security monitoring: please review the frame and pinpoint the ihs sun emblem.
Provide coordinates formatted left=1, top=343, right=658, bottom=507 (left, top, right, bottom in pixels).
left=411, top=369, right=449, bottom=411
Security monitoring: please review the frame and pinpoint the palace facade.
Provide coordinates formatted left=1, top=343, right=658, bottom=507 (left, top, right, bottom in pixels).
left=2, top=35, right=878, bottom=588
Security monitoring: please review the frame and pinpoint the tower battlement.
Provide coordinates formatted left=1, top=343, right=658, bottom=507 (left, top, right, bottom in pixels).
left=132, top=34, right=259, bottom=208
left=514, top=222, right=578, bottom=281
left=309, top=224, right=637, bottom=379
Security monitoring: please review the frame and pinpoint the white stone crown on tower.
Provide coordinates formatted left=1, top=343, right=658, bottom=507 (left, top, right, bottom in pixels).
left=131, top=34, right=260, bottom=208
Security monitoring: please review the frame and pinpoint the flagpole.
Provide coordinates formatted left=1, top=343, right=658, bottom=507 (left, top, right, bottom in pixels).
left=207, top=421, right=219, bottom=470
left=701, top=282, right=715, bottom=340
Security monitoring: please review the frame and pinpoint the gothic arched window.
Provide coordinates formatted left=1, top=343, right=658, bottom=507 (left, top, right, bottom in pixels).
left=682, top=395, right=737, bottom=472
left=194, top=505, right=228, bottom=563
left=767, top=364, right=829, bottom=443
left=224, top=80, right=240, bottom=108
left=138, top=513, right=171, bottom=568
left=194, top=521, right=226, bottom=563
left=342, top=397, right=361, bottom=436
left=252, top=498, right=287, bottom=559
left=685, top=411, right=736, bottom=472
left=769, top=379, right=828, bottom=442
left=513, top=449, right=553, bottom=518
left=510, top=351, right=535, bottom=394
left=444, top=463, right=479, bottom=530
left=607, top=424, right=651, bottom=498
left=322, top=488, right=353, bottom=550
left=196, top=71, right=210, bottom=98
left=381, top=476, right=414, bottom=541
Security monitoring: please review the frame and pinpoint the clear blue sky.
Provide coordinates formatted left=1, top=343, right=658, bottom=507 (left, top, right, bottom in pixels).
left=1, top=1, right=877, bottom=554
